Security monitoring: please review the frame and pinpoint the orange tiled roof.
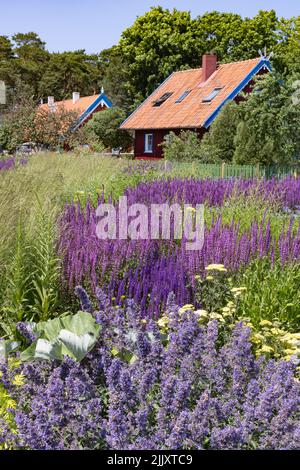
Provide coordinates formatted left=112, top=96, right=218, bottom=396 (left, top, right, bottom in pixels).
left=40, top=94, right=100, bottom=116
left=121, top=58, right=269, bottom=130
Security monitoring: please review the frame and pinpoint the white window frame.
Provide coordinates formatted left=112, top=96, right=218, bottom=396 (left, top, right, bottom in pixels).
left=144, top=133, right=154, bottom=153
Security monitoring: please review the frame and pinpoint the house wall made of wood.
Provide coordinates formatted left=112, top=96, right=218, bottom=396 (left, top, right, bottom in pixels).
left=135, top=128, right=207, bottom=159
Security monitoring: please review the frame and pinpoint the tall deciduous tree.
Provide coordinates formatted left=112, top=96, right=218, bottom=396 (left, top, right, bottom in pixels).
left=233, top=72, right=300, bottom=164
left=119, top=7, right=204, bottom=103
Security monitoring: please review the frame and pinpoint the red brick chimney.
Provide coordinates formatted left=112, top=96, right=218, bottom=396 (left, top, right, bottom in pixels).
left=202, top=53, right=217, bottom=81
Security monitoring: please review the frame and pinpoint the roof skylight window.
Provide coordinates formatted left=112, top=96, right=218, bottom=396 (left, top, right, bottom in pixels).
left=175, top=90, right=191, bottom=103
left=152, top=92, right=173, bottom=107
left=202, top=87, right=223, bottom=103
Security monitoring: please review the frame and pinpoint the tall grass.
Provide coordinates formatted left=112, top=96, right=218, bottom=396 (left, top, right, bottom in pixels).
left=206, top=188, right=290, bottom=235
left=0, top=152, right=129, bottom=334
left=235, top=259, right=300, bottom=330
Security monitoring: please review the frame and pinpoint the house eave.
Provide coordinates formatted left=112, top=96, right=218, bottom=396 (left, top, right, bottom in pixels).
left=203, top=58, right=272, bottom=129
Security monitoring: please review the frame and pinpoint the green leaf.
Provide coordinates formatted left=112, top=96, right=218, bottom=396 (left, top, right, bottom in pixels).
left=0, top=340, right=20, bottom=359
left=35, top=311, right=101, bottom=341
left=57, top=329, right=98, bottom=362
left=21, top=311, right=101, bottom=362
left=20, top=339, right=62, bottom=361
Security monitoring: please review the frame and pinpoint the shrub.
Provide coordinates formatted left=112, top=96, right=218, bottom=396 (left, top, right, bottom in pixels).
left=84, top=107, right=133, bottom=150
left=162, top=131, right=207, bottom=162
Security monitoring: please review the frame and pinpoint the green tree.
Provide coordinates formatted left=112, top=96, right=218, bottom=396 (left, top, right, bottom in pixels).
left=39, top=50, right=100, bottom=101
left=85, top=107, right=132, bottom=150
left=11, top=32, right=49, bottom=96
left=119, top=7, right=204, bottom=103
left=0, top=36, right=13, bottom=60
left=162, top=131, right=206, bottom=162
left=193, top=10, right=278, bottom=62
left=275, top=16, right=300, bottom=74
left=98, top=46, right=131, bottom=111
left=200, top=101, right=240, bottom=162
left=233, top=72, right=300, bottom=164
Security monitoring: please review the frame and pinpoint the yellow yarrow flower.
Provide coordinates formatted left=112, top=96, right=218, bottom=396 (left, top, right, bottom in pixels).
left=259, top=320, right=273, bottom=327
left=205, top=264, right=227, bottom=272
left=222, top=307, right=231, bottom=313
left=157, top=316, right=169, bottom=329
left=284, top=349, right=297, bottom=356
left=12, top=374, right=24, bottom=387
left=209, top=312, right=225, bottom=322
left=260, top=345, right=274, bottom=354
left=179, top=304, right=194, bottom=314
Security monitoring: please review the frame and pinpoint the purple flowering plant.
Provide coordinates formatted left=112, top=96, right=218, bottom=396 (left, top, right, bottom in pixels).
left=1, top=288, right=299, bottom=450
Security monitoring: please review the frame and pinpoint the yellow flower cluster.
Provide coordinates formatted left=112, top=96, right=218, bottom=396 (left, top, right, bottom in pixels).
left=0, top=359, right=23, bottom=449
left=157, top=315, right=169, bottom=334
left=179, top=304, right=194, bottom=315
left=231, top=287, right=247, bottom=297
left=250, top=320, right=300, bottom=363
left=205, top=264, right=227, bottom=273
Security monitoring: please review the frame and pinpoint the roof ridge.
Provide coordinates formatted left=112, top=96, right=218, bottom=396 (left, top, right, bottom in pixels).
left=54, top=93, right=99, bottom=104
left=173, top=57, right=260, bottom=75
left=219, top=57, right=260, bottom=66
left=174, top=67, right=202, bottom=73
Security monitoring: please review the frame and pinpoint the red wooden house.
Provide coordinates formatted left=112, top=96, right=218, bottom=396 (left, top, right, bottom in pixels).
left=120, top=54, right=271, bottom=159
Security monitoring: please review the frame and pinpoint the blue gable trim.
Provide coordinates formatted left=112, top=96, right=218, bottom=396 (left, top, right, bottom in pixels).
left=203, top=59, right=272, bottom=129
left=75, top=93, right=113, bottom=129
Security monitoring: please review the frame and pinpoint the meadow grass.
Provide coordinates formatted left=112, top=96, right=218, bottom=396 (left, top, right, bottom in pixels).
left=235, top=259, right=300, bottom=330
left=0, top=152, right=129, bottom=330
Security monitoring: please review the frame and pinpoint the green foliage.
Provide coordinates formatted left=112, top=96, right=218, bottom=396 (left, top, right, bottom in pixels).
left=200, top=101, right=240, bottom=162
left=274, top=16, right=300, bottom=75
left=236, top=259, right=300, bottom=330
left=1, top=202, right=60, bottom=336
left=233, top=73, right=300, bottom=164
left=29, top=202, right=61, bottom=321
left=162, top=131, right=207, bottom=162
left=20, top=311, right=101, bottom=362
left=194, top=267, right=232, bottom=312
left=38, top=50, right=101, bottom=101
left=98, top=46, right=132, bottom=112
left=85, top=107, right=133, bottom=150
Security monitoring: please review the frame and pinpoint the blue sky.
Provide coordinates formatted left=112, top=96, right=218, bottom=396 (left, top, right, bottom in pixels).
left=1, top=1, right=298, bottom=53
